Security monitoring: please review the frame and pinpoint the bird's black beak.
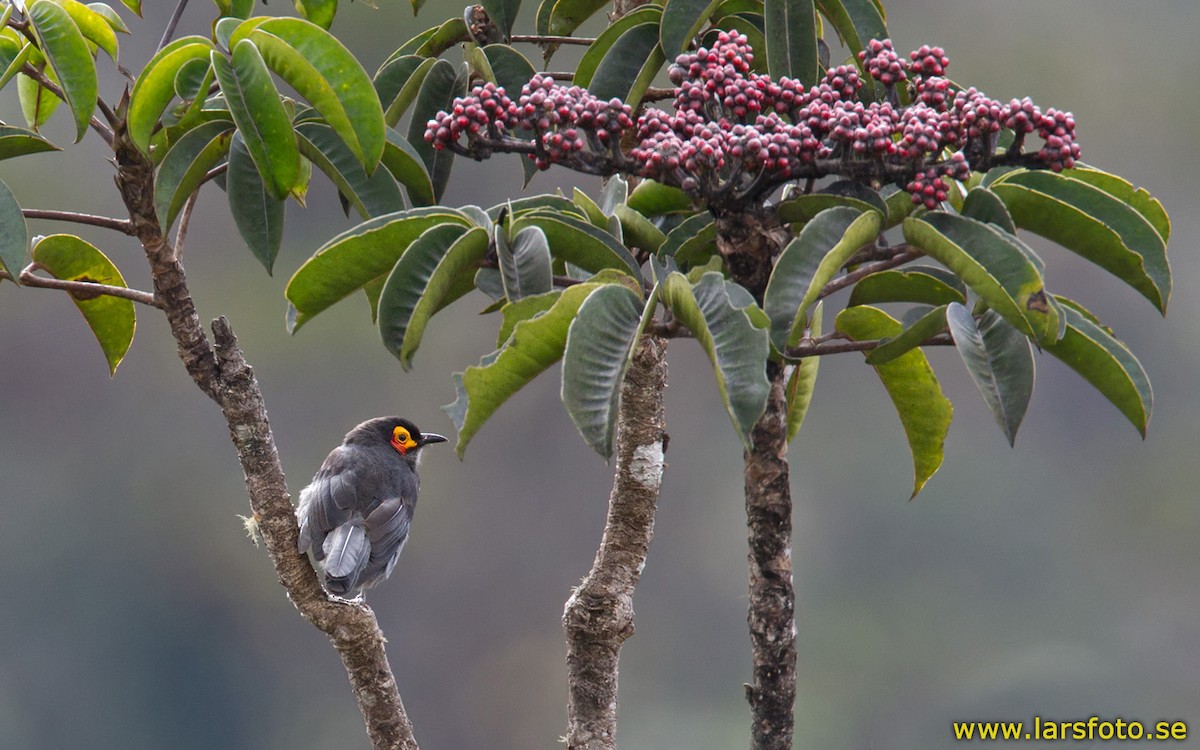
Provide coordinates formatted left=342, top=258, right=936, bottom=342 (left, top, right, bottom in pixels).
left=419, top=432, right=448, bottom=446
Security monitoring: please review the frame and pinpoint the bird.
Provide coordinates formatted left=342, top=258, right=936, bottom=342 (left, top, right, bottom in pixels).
left=296, top=416, right=447, bottom=598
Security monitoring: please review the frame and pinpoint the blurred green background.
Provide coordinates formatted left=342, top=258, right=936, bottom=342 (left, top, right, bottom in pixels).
left=1, top=1, right=1196, bottom=747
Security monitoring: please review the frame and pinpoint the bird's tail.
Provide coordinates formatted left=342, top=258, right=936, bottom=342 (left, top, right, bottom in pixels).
left=322, top=521, right=370, bottom=596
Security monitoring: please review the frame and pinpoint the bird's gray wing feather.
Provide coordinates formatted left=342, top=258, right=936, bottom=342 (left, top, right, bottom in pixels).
left=322, top=521, right=370, bottom=596
left=296, top=447, right=358, bottom=555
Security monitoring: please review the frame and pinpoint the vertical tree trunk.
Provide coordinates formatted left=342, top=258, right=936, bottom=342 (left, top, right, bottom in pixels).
left=563, top=334, right=668, bottom=750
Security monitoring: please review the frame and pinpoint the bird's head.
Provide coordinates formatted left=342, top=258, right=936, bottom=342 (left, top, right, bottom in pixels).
left=347, top=416, right=448, bottom=460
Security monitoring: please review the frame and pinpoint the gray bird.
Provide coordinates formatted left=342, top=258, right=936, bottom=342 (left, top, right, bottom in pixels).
left=296, top=417, right=447, bottom=598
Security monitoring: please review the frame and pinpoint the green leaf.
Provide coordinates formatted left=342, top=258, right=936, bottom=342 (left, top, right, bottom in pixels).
left=53, top=0, right=119, bottom=60
left=235, top=17, right=385, bottom=172
left=835, top=305, right=952, bottom=498
left=763, top=206, right=880, bottom=350
left=487, top=194, right=585, bottom=221
left=662, top=271, right=771, bottom=445
left=28, top=0, right=98, bottom=142
left=294, top=0, right=337, bottom=29
left=479, top=0, right=522, bottom=39
left=31, top=234, right=135, bottom=374
left=509, top=211, right=640, bottom=276
left=765, top=0, right=818, bottom=85
left=574, top=5, right=661, bottom=88
left=154, top=119, right=234, bottom=230
left=661, top=0, right=723, bottom=56
left=814, top=0, right=885, bottom=62
left=0, top=124, right=60, bottom=160
left=481, top=43, right=535, bottom=91
left=660, top=212, right=717, bottom=266
left=626, top=179, right=693, bottom=216
left=990, top=169, right=1170, bottom=313
left=119, top=0, right=141, bottom=15
left=786, top=301, right=820, bottom=442
left=0, top=178, right=29, bottom=279
left=600, top=174, right=628, bottom=215
left=580, top=14, right=665, bottom=110
left=211, top=44, right=301, bottom=200
left=0, top=34, right=34, bottom=90
left=410, top=18, right=470, bottom=57
left=127, top=36, right=216, bottom=154
left=375, top=55, right=437, bottom=127
left=18, top=68, right=60, bottom=129
left=902, top=212, right=1058, bottom=345
left=498, top=225, right=553, bottom=300
left=406, top=59, right=464, bottom=203
left=945, top=303, right=1033, bottom=446
left=572, top=187, right=606, bottom=227
left=296, top=121, right=404, bottom=219
left=497, top=289, right=560, bottom=346
left=776, top=192, right=884, bottom=225
left=378, top=224, right=489, bottom=369
left=847, top=265, right=966, bottom=307
left=1066, top=166, right=1170, bottom=245
left=226, top=131, right=284, bottom=274
left=547, top=0, right=610, bottom=37
left=1043, top=300, right=1152, bottom=437
left=445, top=282, right=609, bottom=457
left=562, top=283, right=646, bottom=459
left=865, top=304, right=948, bottom=365
left=614, top=204, right=666, bottom=255
left=381, top=127, right=435, bottom=207
left=960, top=186, right=1016, bottom=234
left=285, top=207, right=472, bottom=329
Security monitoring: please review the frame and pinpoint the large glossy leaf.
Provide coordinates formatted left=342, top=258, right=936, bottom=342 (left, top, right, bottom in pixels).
left=562, top=283, right=649, bottom=459
left=31, top=234, right=135, bottom=374
left=226, top=131, right=284, bottom=274
left=444, top=282, right=609, bottom=457
left=661, top=0, right=723, bottom=56
left=52, top=0, right=119, bottom=59
left=776, top=192, right=884, bottom=225
left=960, top=186, right=1016, bottom=234
left=0, top=33, right=33, bottom=90
left=406, top=59, right=463, bottom=203
left=294, top=0, right=337, bottom=29
left=835, top=305, right=952, bottom=498
left=127, top=36, right=215, bottom=154
left=154, top=119, right=234, bottom=230
left=410, top=18, right=470, bottom=57
left=763, top=206, right=881, bottom=350
left=1043, top=299, right=1152, bottom=437
left=498, top=225, right=553, bottom=300
left=662, top=271, right=770, bottom=445
left=990, top=169, right=1170, bottom=313
left=786, top=301, right=821, bottom=442
left=903, top=212, right=1059, bottom=344
left=547, top=0, right=609, bottom=37
left=814, top=0, right=886, bottom=62
left=1066, top=167, right=1170, bottom=244
left=119, top=0, right=141, bottom=15
left=378, top=224, right=489, bottom=369
left=29, top=0, right=97, bottom=142
left=0, top=124, right=60, bottom=160
left=374, top=55, right=436, bottom=127
left=0, top=178, right=28, bottom=279
left=509, top=211, right=640, bottom=276
left=285, top=207, right=471, bottom=329
left=946, top=303, right=1034, bottom=446
left=614, top=204, right=666, bottom=255
left=574, top=6, right=661, bottom=88
left=381, top=128, right=435, bottom=207
left=661, top=213, right=717, bottom=266
left=233, top=17, right=385, bottom=172
left=479, top=0, right=521, bottom=39
left=18, top=68, right=60, bottom=129
left=865, top=303, right=949, bottom=365
left=764, top=0, right=818, bottom=85
left=296, top=121, right=404, bottom=219
left=211, top=44, right=301, bottom=200
left=626, top=179, right=693, bottom=216
left=847, top=265, right=966, bottom=307
left=580, top=15, right=665, bottom=110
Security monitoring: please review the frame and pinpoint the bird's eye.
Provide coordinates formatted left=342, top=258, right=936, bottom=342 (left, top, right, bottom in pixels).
left=393, top=427, right=409, bottom=443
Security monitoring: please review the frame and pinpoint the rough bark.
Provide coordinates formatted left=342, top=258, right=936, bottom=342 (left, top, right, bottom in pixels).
left=563, top=334, right=668, bottom=750
left=112, top=130, right=418, bottom=750
left=743, top=362, right=795, bottom=750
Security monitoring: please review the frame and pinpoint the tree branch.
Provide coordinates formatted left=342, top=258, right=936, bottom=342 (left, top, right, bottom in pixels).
left=22, top=208, right=134, bottom=235
left=509, top=34, right=596, bottom=46
left=563, top=333, right=667, bottom=750
left=157, top=0, right=190, bottom=53
left=816, top=247, right=925, bottom=300
left=110, top=128, right=420, bottom=750
left=17, top=264, right=161, bottom=307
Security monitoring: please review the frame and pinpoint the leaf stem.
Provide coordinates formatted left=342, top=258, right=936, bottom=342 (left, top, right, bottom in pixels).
left=18, top=264, right=162, bottom=307
left=816, top=246, right=924, bottom=300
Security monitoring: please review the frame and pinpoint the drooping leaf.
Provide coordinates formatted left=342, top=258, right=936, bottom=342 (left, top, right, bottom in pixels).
left=31, top=234, right=135, bottom=374
left=865, top=304, right=949, bottom=365
left=286, top=207, right=472, bottom=329
left=661, top=212, right=717, bottom=266
left=902, top=212, right=1059, bottom=344
left=835, top=304, right=952, bottom=498
left=487, top=194, right=585, bottom=222
left=0, top=178, right=29, bottom=280
left=118, top=0, right=141, bottom=15
left=381, top=128, right=435, bottom=207
left=573, top=5, right=662, bottom=89
left=233, top=17, right=385, bottom=171
left=547, top=0, right=610, bottom=38
left=0, top=34, right=33, bottom=90
left=960, top=186, right=1016, bottom=234
left=785, top=301, right=821, bottom=442
left=509, top=211, right=640, bottom=276
left=479, top=0, right=521, bottom=39
left=562, top=283, right=647, bottom=459
left=226, top=131, right=285, bottom=274
left=764, top=0, right=817, bottom=85
left=53, top=0, right=119, bottom=60
left=409, top=17, right=470, bottom=57
left=294, top=0, right=337, bottom=29
left=406, top=59, right=464, bottom=203
left=296, top=121, right=404, bottom=219
left=378, top=224, right=489, bottom=369
left=582, top=13, right=666, bottom=110
left=0, top=124, right=60, bottom=161
left=1066, top=166, right=1170, bottom=244
left=572, top=187, right=606, bottom=227
left=814, top=0, right=886, bottom=68
left=614, top=205, right=666, bottom=255
left=945, top=303, right=1034, bottom=446
left=498, top=225, right=553, bottom=300
left=847, top=265, right=966, bottom=307
left=211, top=43, right=301, bottom=200
left=445, top=282, right=611, bottom=457
left=374, top=54, right=436, bottom=127
left=1043, top=299, right=1152, bottom=437
left=776, top=192, right=884, bottom=225
left=497, top=289, right=560, bottom=346
left=661, top=0, right=723, bottom=56
left=479, top=43, right=538, bottom=184
left=28, top=0, right=98, bottom=142
left=763, top=206, right=881, bottom=350
left=661, top=271, right=770, bottom=445
left=127, top=36, right=216, bottom=154
left=18, top=68, right=61, bottom=130
left=626, top=179, right=693, bottom=216
left=154, top=119, right=234, bottom=230
left=990, top=169, right=1170, bottom=313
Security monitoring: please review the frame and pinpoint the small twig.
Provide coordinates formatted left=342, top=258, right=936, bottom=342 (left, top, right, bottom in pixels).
left=173, top=190, right=201, bottom=261
left=19, top=265, right=162, bottom=308
left=22, top=209, right=134, bottom=235
left=157, top=0, right=190, bottom=53
left=785, top=332, right=954, bottom=359
left=643, top=87, right=676, bottom=103
left=202, top=163, right=228, bottom=185
left=816, top=247, right=924, bottom=300
left=509, top=34, right=596, bottom=46
left=545, top=71, right=576, bottom=81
